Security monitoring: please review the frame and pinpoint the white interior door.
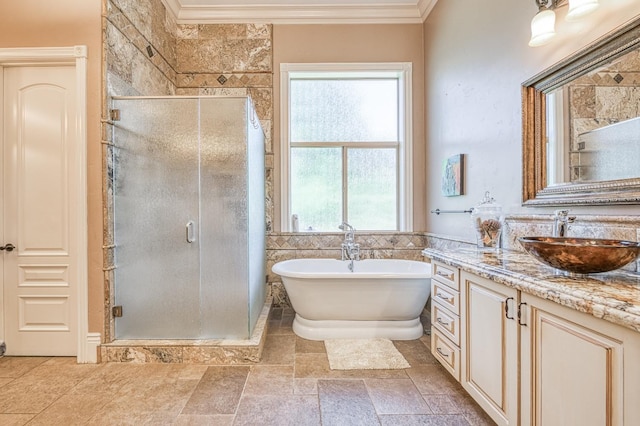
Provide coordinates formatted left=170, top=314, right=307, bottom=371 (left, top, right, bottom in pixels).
left=2, top=65, right=79, bottom=356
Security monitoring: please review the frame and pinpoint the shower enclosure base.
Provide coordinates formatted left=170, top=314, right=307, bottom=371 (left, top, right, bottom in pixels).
left=101, top=299, right=271, bottom=364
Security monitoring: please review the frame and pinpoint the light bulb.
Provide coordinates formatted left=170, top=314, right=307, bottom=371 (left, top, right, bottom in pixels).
left=566, top=0, right=599, bottom=21
left=529, top=8, right=557, bottom=47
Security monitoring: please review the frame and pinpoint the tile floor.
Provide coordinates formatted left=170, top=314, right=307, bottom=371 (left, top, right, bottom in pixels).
left=0, top=308, right=495, bottom=425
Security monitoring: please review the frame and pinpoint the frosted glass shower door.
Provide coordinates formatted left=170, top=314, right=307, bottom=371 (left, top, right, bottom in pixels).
left=199, top=98, right=265, bottom=338
left=113, top=98, right=201, bottom=339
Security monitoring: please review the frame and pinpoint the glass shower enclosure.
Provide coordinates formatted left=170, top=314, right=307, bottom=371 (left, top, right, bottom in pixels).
left=111, top=96, right=265, bottom=340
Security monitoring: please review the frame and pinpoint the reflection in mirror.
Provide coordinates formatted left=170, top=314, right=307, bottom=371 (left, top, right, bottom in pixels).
left=546, top=48, right=640, bottom=185
left=522, top=15, right=640, bottom=206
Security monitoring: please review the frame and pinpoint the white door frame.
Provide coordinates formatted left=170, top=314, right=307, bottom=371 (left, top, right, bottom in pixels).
left=0, top=46, right=98, bottom=363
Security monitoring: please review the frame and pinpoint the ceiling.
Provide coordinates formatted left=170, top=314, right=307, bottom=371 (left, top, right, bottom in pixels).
left=161, top=0, right=437, bottom=24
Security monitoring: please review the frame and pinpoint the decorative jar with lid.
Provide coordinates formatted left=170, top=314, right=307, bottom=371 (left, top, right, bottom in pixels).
left=471, top=191, right=503, bottom=250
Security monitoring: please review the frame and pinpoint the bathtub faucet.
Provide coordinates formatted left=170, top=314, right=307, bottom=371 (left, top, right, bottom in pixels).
left=339, top=222, right=360, bottom=271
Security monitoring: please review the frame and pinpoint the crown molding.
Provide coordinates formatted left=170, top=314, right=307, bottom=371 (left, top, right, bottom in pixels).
left=417, top=0, right=438, bottom=22
left=161, top=0, right=438, bottom=24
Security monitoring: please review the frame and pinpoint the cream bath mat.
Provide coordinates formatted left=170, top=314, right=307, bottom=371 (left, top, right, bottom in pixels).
left=324, top=338, right=410, bottom=370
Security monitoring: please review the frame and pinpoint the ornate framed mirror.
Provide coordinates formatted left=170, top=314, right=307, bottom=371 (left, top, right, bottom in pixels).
left=522, top=15, right=640, bottom=206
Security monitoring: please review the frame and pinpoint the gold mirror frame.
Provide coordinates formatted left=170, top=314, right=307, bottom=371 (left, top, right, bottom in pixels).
left=522, top=16, right=640, bottom=206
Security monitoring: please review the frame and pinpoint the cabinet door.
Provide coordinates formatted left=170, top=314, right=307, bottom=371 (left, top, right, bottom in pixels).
left=520, top=292, right=631, bottom=426
left=461, top=272, right=518, bottom=426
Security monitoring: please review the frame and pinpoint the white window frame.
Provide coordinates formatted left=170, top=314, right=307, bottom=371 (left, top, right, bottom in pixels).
left=280, top=62, right=413, bottom=232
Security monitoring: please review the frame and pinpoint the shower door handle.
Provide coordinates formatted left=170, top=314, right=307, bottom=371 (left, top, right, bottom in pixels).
left=186, top=221, right=196, bottom=243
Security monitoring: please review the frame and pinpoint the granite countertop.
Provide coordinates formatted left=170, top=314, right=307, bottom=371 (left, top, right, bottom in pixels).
left=422, top=247, right=640, bottom=333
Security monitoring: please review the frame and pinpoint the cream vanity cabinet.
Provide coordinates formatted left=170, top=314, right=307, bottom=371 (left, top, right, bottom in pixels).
left=460, top=271, right=518, bottom=426
left=430, top=261, right=640, bottom=426
left=520, top=292, right=640, bottom=426
left=430, top=261, right=461, bottom=380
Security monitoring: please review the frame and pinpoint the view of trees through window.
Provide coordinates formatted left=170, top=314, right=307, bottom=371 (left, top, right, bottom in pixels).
left=289, top=77, right=400, bottom=232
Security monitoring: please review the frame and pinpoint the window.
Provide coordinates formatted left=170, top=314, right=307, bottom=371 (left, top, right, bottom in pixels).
left=280, top=63, right=413, bottom=232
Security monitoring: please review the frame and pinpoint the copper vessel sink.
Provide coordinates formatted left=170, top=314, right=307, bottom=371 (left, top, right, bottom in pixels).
left=518, top=237, right=640, bottom=274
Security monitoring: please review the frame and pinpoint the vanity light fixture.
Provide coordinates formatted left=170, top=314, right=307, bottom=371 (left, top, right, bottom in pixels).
left=529, top=0, right=599, bottom=47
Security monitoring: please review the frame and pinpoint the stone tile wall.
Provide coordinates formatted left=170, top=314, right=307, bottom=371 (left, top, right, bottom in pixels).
left=569, top=49, right=640, bottom=181
left=174, top=23, right=274, bottom=229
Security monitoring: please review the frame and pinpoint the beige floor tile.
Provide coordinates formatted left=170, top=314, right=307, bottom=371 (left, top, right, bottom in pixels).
left=181, top=366, right=249, bottom=415
left=244, top=365, right=294, bottom=395
left=26, top=393, right=112, bottom=426
left=294, top=378, right=318, bottom=395
left=449, top=393, right=496, bottom=425
left=463, top=410, right=497, bottom=426
left=101, top=376, right=200, bottom=414
left=0, top=365, right=92, bottom=415
left=392, top=339, right=438, bottom=366
left=174, top=414, right=235, bottom=425
left=295, top=336, right=326, bottom=354
left=365, top=378, right=432, bottom=415
left=260, top=334, right=295, bottom=365
left=0, top=357, right=49, bottom=379
left=379, top=414, right=471, bottom=425
left=0, top=387, right=61, bottom=414
left=406, top=364, right=464, bottom=395
left=423, top=394, right=462, bottom=414
left=40, top=357, right=79, bottom=366
left=70, top=364, right=136, bottom=395
left=88, top=409, right=177, bottom=425
left=234, top=394, right=320, bottom=426
left=0, top=414, right=35, bottom=426
left=318, top=379, right=380, bottom=426
left=295, top=353, right=409, bottom=379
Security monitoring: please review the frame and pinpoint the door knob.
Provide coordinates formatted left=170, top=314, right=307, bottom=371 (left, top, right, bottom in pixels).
left=0, top=244, right=15, bottom=252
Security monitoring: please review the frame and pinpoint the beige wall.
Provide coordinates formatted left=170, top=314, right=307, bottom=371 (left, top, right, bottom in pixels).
left=273, top=24, right=427, bottom=232
left=423, top=0, right=640, bottom=240
left=0, top=0, right=104, bottom=334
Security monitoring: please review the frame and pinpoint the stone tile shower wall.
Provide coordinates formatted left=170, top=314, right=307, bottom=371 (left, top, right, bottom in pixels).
left=173, top=23, right=274, bottom=230
left=102, top=0, right=274, bottom=342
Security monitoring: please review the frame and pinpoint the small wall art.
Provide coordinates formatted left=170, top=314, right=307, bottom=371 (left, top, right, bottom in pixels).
left=441, top=154, right=464, bottom=196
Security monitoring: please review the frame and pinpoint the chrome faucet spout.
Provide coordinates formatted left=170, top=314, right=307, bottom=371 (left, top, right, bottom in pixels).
left=553, top=209, right=575, bottom=237
left=339, top=222, right=360, bottom=267
left=339, top=222, right=355, bottom=242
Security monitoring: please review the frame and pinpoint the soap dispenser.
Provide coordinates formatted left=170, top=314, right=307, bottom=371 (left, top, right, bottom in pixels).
left=471, top=191, right=503, bottom=250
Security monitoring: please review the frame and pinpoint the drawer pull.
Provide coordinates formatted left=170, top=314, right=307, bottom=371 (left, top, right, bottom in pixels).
left=436, top=270, right=454, bottom=280
left=518, top=302, right=528, bottom=326
left=505, top=297, right=515, bottom=320
left=436, top=292, right=454, bottom=303
left=436, top=317, right=451, bottom=327
left=436, top=347, right=450, bottom=358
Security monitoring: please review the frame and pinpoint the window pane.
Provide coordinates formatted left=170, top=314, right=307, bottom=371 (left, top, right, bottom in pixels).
left=291, top=147, right=342, bottom=232
left=347, top=148, right=397, bottom=230
left=291, top=79, right=398, bottom=142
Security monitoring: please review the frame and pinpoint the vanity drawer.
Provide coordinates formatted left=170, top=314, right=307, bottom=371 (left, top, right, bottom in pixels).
left=432, top=281, right=460, bottom=315
left=432, top=261, right=459, bottom=291
left=432, top=301, right=460, bottom=346
left=431, top=329, right=460, bottom=380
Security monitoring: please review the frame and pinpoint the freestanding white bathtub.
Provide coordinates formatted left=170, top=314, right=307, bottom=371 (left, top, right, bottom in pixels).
left=271, top=258, right=431, bottom=340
